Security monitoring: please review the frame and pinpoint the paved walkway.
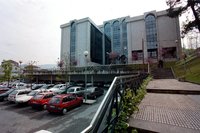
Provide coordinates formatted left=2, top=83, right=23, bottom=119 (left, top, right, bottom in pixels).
left=129, top=79, right=200, bottom=133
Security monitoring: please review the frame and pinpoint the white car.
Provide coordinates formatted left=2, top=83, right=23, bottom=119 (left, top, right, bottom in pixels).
left=11, top=83, right=27, bottom=89
left=48, top=84, right=66, bottom=93
left=8, top=89, right=31, bottom=102
left=67, top=86, right=85, bottom=96
left=15, top=90, right=46, bottom=104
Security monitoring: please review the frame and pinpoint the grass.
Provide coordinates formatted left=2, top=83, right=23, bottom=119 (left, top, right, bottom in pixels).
left=173, top=55, right=200, bottom=84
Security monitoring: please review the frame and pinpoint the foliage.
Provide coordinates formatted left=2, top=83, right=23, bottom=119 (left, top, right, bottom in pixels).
left=166, top=0, right=200, bottom=35
left=173, top=55, right=200, bottom=83
left=1, top=60, right=13, bottom=86
left=114, top=76, right=152, bottom=133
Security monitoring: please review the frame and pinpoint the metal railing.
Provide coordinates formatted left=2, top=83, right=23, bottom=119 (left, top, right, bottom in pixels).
left=81, top=73, right=148, bottom=133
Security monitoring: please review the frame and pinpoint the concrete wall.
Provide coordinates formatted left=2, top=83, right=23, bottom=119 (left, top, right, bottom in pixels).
left=76, top=21, right=91, bottom=66
left=60, top=25, right=70, bottom=65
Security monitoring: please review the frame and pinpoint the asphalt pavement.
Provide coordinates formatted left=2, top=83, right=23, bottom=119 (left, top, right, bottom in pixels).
left=0, top=94, right=105, bottom=133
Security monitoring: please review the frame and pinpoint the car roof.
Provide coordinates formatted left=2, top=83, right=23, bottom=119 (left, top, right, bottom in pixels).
left=39, top=92, right=54, bottom=95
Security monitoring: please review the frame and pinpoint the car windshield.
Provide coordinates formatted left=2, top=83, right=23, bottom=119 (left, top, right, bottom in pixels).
left=28, top=91, right=37, bottom=96
left=67, top=88, right=74, bottom=93
left=33, top=94, right=43, bottom=100
left=49, top=97, right=61, bottom=104
left=10, top=90, right=18, bottom=95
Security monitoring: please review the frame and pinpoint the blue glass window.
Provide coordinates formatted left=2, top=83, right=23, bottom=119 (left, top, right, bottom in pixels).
left=145, top=14, right=157, bottom=58
left=104, top=23, right=111, bottom=39
left=113, top=21, right=120, bottom=54
left=70, top=22, right=76, bottom=64
left=122, top=19, right=127, bottom=57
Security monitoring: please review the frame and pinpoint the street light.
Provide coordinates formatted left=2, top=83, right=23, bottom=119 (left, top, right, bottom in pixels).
left=84, top=51, right=88, bottom=88
left=84, top=51, right=88, bottom=102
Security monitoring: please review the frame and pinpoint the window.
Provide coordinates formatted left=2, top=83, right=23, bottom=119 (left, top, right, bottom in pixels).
left=122, top=19, right=128, bottom=57
left=113, top=21, right=120, bottom=54
left=104, top=23, right=111, bottom=39
left=132, top=50, right=143, bottom=60
left=70, top=22, right=76, bottom=65
left=90, top=24, right=103, bottom=64
left=145, top=14, right=158, bottom=58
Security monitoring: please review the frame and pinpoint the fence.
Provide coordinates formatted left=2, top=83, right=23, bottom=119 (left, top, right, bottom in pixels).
left=81, top=73, right=148, bottom=133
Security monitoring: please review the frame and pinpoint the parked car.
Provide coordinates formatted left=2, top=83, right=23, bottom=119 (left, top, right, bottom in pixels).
left=0, top=89, right=15, bottom=102
left=8, top=89, right=31, bottom=102
left=29, top=92, right=54, bottom=109
left=31, top=84, right=46, bottom=90
left=15, top=89, right=46, bottom=104
left=47, top=94, right=83, bottom=114
left=0, top=87, right=10, bottom=94
left=11, top=83, right=27, bottom=89
left=48, top=84, right=66, bottom=93
left=67, top=86, right=85, bottom=97
left=85, top=87, right=104, bottom=99
left=40, top=84, right=54, bottom=90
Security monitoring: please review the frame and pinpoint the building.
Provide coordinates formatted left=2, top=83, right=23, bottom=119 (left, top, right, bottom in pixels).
left=127, top=10, right=181, bottom=64
left=60, top=9, right=181, bottom=67
left=60, top=18, right=111, bottom=67
left=0, top=60, right=20, bottom=77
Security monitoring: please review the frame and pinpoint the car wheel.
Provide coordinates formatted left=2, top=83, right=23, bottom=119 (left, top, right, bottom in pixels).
left=62, top=108, right=67, bottom=115
left=43, top=104, right=47, bottom=110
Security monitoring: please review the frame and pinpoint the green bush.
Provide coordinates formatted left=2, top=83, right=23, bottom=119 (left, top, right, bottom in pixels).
left=114, top=76, right=152, bottom=133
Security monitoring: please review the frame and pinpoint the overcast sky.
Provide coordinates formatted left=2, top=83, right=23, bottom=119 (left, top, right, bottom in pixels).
left=0, top=0, right=169, bottom=65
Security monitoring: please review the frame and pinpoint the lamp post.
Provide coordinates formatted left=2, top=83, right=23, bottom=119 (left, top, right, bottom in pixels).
left=84, top=51, right=88, bottom=102
left=84, top=51, right=88, bottom=88
left=19, top=61, right=22, bottom=82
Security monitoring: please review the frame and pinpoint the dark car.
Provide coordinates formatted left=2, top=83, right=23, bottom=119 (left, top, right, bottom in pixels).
left=0, top=89, right=15, bottom=102
left=47, top=94, right=83, bottom=114
left=0, top=87, right=10, bottom=94
left=85, top=87, right=104, bottom=99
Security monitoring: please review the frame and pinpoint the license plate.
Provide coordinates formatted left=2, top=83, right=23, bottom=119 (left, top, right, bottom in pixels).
left=50, top=105, right=55, bottom=108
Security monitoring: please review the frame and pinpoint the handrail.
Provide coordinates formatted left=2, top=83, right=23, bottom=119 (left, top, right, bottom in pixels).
left=81, top=73, right=147, bottom=133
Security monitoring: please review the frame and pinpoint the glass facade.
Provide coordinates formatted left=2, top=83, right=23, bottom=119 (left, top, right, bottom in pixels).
left=104, top=23, right=111, bottom=39
left=145, top=14, right=158, bottom=58
left=113, top=21, right=120, bottom=54
left=70, top=22, right=76, bottom=65
left=105, top=35, right=111, bottom=64
left=122, top=19, right=128, bottom=57
left=90, top=24, right=103, bottom=64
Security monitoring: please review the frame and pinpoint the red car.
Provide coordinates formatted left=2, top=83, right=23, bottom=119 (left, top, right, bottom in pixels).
left=29, top=92, right=54, bottom=109
left=47, top=94, right=83, bottom=114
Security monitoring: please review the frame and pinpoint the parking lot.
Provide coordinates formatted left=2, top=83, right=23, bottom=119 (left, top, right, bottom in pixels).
left=0, top=94, right=105, bottom=133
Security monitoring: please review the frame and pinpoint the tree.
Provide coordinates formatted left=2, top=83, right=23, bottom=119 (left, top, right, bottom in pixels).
left=166, top=0, right=200, bottom=35
left=1, top=60, right=12, bottom=87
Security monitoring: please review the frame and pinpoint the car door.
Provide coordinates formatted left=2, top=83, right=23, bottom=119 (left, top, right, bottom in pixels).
left=43, top=94, right=53, bottom=104
left=62, top=96, right=73, bottom=109
left=69, top=95, right=78, bottom=107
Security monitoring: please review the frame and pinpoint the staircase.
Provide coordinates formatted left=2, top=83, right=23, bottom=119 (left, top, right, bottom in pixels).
left=151, top=68, right=174, bottom=79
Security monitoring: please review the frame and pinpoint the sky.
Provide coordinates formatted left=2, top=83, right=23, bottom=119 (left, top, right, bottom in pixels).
left=0, top=0, right=169, bottom=65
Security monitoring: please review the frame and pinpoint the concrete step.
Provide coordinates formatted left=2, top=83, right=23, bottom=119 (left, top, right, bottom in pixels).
left=151, top=68, right=174, bottom=79
left=147, top=88, right=200, bottom=94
